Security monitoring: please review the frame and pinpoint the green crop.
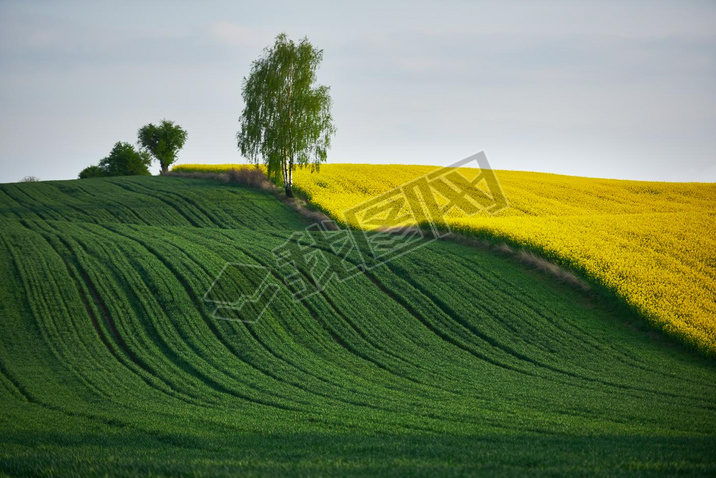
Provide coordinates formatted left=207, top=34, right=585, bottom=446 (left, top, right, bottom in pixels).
left=0, top=175, right=714, bottom=476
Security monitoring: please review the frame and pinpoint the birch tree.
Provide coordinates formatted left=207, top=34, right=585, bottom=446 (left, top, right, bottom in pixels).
left=237, top=33, right=335, bottom=197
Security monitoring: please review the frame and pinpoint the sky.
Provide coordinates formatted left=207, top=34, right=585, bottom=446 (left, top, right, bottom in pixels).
left=0, top=0, right=714, bottom=183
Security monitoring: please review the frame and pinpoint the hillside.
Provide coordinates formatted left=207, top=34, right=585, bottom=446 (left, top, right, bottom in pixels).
left=277, top=164, right=713, bottom=355
left=1, top=175, right=715, bottom=476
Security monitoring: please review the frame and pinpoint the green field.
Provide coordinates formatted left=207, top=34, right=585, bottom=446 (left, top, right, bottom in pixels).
left=0, top=175, right=715, bottom=476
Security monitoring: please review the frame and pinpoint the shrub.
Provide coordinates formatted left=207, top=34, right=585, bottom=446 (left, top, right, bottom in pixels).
left=78, top=165, right=107, bottom=179
left=79, top=142, right=151, bottom=179
left=227, top=167, right=274, bottom=190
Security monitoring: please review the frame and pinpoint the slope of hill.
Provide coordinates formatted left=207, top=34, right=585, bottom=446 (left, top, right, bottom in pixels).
left=1, top=175, right=715, bottom=476
left=273, top=164, right=714, bottom=355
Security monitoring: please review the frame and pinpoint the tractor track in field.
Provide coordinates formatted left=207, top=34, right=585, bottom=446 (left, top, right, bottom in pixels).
left=1, top=175, right=715, bottom=475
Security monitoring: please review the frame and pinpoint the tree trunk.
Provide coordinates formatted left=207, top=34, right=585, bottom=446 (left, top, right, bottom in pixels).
left=282, top=157, right=293, bottom=197
left=285, top=161, right=293, bottom=198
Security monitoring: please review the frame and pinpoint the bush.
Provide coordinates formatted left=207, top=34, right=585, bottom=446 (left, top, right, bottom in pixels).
left=78, top=165, right=107, bottom=179
left=20, top=176, right=40, bottom=182
left=227, top=167, right=274, bottom=190
left=99, top=142, right=151, bottom=177
left=79, top=142, right=151, bottom=179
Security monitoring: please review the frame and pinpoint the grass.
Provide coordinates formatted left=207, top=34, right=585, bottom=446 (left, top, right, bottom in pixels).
left=0, top=175, right=715, bottom=476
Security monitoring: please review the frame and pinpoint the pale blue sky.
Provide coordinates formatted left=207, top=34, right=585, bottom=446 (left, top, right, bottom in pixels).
left=1, top=0, right=714, bottom=183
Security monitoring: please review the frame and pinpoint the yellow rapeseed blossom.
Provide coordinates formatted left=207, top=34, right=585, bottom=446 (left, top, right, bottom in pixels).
left=172, top=164, right=264, bottom=174
left=174, top=163, right=716, bottom=355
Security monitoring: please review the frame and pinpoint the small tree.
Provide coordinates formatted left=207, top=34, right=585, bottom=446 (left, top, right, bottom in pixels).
left=79, top=142, right=151, bottom=179
left=137, top=120, right=188, bottom=173
left=237, top=33, right=336, bottom=197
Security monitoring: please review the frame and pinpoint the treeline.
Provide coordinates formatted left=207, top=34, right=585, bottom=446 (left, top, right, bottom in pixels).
left=79, top=120, right=187, bottom=179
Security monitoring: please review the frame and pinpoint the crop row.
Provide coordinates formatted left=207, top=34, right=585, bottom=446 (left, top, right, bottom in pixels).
left=1, top=175, right=715, bottom=475
left=277, top=164, right=716, bottom=356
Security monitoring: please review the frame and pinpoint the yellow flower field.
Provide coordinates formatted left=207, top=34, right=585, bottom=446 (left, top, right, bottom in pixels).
left=174, top=163, right=716, bottom=356
left=171, top=164, right=260, bottom=174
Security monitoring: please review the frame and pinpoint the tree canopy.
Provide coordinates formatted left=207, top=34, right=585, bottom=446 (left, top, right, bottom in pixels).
left=138, top=120, right=188, bottom=173
left=79, top=142, right=151, bottom=179
left=78, top=165, right=106, bottom=179
left=237, top=33, right=336, bottom=197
